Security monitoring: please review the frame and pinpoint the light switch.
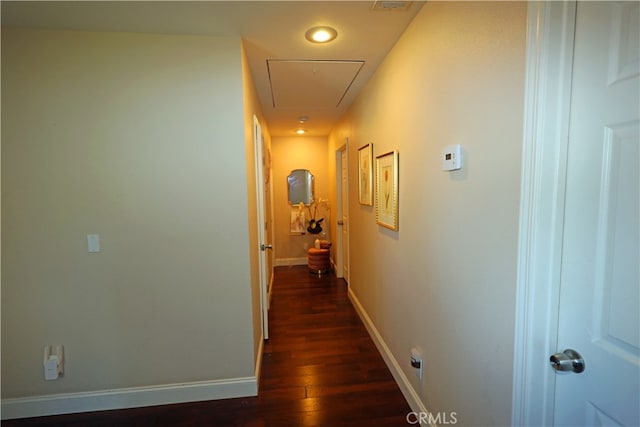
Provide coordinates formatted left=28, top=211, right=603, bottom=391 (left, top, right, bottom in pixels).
left=87, top=234, right=100, bottom=253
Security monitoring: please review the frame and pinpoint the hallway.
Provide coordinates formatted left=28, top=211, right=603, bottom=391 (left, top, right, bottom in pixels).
left=259, top=266, right=411, bottom=425
left=3, top=266, right=411, bottom=426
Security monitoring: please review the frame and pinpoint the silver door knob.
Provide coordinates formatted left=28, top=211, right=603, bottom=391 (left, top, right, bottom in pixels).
left=550, top=349, right=585, bottom=373
left=260, top=244, right=273, bottom=251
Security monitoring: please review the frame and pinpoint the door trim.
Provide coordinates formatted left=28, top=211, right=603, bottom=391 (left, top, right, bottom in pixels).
left=512, top=2, right=576, bottom=425
left=253, top=115, right=269, bottom=340
left=335, top=141, right=349, bottom=283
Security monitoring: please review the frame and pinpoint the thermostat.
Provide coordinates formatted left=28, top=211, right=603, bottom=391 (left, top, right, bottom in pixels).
left=442, top=144, right=462, bottom=171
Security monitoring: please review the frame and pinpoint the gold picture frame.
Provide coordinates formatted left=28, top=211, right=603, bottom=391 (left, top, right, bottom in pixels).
left=358, top=143, right=373, bottom=205
left=375, top=150, right=399, bottom=230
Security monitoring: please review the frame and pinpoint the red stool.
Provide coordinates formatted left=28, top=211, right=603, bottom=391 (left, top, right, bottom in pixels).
left=307, top=248, right=330, bottom=276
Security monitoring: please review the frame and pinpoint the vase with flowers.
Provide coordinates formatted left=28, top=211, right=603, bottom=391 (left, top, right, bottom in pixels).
left=298, top=197, right=330, bottom=234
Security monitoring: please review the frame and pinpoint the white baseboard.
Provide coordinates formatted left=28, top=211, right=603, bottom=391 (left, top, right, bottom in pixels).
left=348, top=287, right=434, bottom=427
left=268, top=268, right=275, bottom=306
left=274, top=257, right=307, bottom=267
left=1, top=376, right=257, bottom=420
left=255, top=333, right=264, bottom=386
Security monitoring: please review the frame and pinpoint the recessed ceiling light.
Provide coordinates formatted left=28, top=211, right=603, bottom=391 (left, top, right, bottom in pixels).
left=295, top=128, right=308, bottom=135
left=305, top=26, right=338, bottom=44
left=298, top=115, right=309, bottom=123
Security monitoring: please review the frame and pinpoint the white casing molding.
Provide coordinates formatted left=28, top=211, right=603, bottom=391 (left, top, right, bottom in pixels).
left=512, top=2, right=576, bottom=426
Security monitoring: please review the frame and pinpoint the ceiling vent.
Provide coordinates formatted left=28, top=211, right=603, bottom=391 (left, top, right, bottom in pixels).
left=372, top=1, right=413, bottom=11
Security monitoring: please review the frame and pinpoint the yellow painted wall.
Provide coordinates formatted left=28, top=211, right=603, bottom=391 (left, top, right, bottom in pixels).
left=328, top=2, right=527, bottom=424
left=271, top=136, right=329, bottom=263
left=241, top=41, right=272, bottom=363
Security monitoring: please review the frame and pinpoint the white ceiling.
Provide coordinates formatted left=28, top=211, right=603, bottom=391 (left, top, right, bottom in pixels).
left=1, top=1, right=424, bottom=136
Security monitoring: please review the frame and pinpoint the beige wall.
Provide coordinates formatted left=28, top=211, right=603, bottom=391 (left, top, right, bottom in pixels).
left=1, top=29, right=257, bottom=398
left=271, top=136, right=329, bottom=263
left=328, top=2, right=526, bottom=424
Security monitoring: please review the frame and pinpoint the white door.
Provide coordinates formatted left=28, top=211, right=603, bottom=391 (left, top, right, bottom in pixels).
left=340, top=145, right=349, bottom=283
left=254, top=116, right=270, bottom=340
left=335, top=148, right=344, bottom=278
left=335, top=144, right=349, bottom=281
left=341, top=146, right=349, bottom=282
left=554, top=2, right=639, bottom=424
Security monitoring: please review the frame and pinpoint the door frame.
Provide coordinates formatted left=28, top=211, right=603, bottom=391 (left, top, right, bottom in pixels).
left=511, top=2, right=576, bottom=425
left=335, top=141, right=350, bottom=283
left=253, top=115, right=269, bottom=340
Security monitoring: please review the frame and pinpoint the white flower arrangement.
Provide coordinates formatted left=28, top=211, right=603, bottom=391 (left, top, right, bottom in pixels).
left=298, top=197, right=330, bottom=234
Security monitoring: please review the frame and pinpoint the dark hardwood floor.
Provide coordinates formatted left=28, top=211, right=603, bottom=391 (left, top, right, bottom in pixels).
left=4, top=266, right=411, bottom=426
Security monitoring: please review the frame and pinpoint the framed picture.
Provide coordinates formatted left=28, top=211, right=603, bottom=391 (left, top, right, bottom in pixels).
left=358, top=143, right=373, bottom=206
left=290, top=210, right=305, bottom=234
left=376, top=150, right=399, bottom=230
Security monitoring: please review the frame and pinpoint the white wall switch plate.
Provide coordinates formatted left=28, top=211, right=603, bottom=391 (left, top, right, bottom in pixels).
left=442, top=144, right=462, bottom=171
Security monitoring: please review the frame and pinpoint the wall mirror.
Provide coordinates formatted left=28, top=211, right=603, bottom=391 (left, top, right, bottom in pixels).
left=288, top=169, right=314, bottom=205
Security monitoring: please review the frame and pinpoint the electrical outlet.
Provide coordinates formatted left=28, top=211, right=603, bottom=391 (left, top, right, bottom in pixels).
left=44, top=345, right=64, bottom=380
left=411, top=347, right=423, bottom=380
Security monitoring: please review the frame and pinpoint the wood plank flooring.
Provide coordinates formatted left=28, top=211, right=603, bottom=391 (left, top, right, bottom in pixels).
left=3, top=266, right=411, bottom=426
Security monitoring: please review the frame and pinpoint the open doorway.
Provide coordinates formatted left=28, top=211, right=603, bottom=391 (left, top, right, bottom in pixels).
left=254, top=115, right=271, bottom=340
left=335, top=140, right=350, bottom=283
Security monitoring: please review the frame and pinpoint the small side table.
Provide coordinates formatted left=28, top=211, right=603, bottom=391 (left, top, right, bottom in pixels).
left=307, top=248, right=330, bottom=276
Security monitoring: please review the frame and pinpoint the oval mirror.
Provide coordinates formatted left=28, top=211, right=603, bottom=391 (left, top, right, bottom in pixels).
left=287, top=169, right=314, bottom=205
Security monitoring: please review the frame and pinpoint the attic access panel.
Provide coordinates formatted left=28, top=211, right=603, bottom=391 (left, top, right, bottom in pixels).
left=267, top=59, right=365, bottom=109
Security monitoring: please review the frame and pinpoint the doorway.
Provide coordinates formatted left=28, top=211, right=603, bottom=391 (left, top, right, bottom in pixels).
left=335, top=141, right=350, bottom=283
left=513, top=2, right=639, bottom=425
left=254, top=115, right=271, bottom=340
